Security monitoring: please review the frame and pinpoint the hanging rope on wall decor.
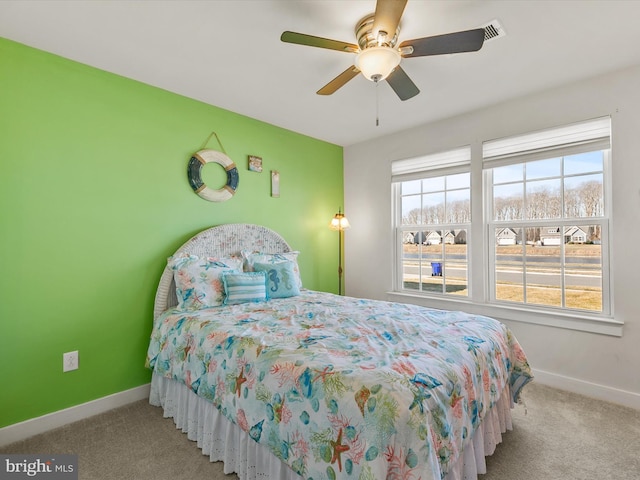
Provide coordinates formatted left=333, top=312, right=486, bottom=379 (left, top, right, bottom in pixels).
left=200, top=131, right=228, bottom=154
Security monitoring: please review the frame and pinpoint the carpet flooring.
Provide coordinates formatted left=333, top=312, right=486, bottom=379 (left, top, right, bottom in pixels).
left=2, top=382, right=639, bottom=479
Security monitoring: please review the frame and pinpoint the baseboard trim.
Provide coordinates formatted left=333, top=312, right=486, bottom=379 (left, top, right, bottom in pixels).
left=532, top=368, right=640, bottom=410
left=0, top=383, right=150, bottom=447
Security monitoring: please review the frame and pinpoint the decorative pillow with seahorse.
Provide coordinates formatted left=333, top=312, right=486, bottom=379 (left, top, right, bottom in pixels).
left=254, top=260, right=301, bottom=298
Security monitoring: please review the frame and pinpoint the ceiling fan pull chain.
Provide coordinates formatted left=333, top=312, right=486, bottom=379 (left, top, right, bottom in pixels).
left=374, top=75, right=381, bottom=127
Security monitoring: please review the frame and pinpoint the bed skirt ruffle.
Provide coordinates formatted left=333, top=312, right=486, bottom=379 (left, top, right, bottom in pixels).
left=150, top=373, right=513, bottom=480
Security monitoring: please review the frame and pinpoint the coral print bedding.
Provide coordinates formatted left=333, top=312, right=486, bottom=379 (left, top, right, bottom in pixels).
left=146, top=290, right=532, bottom=480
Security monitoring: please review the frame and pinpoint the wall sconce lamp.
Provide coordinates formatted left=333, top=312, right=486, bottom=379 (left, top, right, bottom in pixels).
left=329, top=209, right=350, bottom=295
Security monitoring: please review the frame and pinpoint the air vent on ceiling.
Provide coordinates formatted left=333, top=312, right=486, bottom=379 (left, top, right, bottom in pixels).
left=481, top=19, right=506, bottom=42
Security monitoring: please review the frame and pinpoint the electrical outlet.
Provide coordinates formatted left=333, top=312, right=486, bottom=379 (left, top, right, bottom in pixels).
left=63, top=351, right=79, bottom=372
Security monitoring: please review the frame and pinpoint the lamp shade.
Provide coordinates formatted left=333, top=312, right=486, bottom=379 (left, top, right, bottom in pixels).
left=330, top=212, right=350, bottom=231
left=355, top=46, right=401, bottom=82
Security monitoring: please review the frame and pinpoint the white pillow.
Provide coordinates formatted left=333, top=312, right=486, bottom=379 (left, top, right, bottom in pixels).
left=168, top=253, right=243, bottom=309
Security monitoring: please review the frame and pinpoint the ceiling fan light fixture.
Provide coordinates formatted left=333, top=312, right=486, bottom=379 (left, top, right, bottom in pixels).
left=355, top=46, right=401, bottom=82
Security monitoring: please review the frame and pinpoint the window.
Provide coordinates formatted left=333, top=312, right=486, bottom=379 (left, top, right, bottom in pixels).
left=484, top=118, right=611, bottom=315
left=392, top=147, right=471, bottom=296
left=391, top=117, right=612, bottom=324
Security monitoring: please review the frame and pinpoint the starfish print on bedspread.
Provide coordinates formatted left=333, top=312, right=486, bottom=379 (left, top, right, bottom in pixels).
left=330, top=428, right=350, bottom=472
left=235, top=367, right=247, bottom=397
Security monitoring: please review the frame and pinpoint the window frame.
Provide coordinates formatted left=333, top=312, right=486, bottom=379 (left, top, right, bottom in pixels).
left=390, top=118, right=619, bottom=336
left=484, top=125, right=612, bottom=317
left=392, top=148, right=472, bottom=298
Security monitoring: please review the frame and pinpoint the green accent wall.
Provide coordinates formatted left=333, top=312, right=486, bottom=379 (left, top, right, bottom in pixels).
left=0, top=38, right=343, bottom=428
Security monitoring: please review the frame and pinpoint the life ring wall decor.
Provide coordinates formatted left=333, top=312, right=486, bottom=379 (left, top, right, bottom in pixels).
left=188, top=149, right=239, bottom=202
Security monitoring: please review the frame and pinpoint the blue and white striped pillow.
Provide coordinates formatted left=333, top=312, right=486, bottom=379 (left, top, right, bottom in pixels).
left=222, top=271, right=268, bottom=305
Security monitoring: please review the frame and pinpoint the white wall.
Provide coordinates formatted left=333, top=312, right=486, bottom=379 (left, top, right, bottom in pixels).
left=344, top=64, right=640, bottom=408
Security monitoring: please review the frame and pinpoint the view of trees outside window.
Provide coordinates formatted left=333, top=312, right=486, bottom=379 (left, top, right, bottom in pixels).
left=490, top=151, right=605, bottom=312
left=400, top=172, right=470, bottom=296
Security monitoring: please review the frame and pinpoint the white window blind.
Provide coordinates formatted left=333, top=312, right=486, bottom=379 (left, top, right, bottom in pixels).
left=483, top=116, right=611, bottom=167
left=392, top=146, right=471, bottom=182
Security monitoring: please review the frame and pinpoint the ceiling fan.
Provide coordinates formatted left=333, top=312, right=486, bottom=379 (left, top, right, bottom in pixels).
left=281, top=0, right=485, bottom=101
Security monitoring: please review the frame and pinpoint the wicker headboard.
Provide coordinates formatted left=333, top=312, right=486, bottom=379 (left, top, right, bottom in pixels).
left=154, top=223, right=292, bottom=319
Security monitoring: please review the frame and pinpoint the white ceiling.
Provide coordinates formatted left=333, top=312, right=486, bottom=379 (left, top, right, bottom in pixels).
left=2, top=1, right=640, bottom=147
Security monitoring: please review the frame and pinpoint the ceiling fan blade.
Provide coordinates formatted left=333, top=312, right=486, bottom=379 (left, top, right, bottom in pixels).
left=317, top=66, right=360, bottom=95
left=386, top=66, right=419, bottom=101
left=281, top=31, right=358, bottom=53
left=372, top=0, right=408, bottom=41
left=400, top=28, right=485, bottom=57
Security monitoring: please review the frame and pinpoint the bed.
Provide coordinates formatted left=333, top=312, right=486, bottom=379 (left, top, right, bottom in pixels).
left=146, top=223, right=533, bottom=480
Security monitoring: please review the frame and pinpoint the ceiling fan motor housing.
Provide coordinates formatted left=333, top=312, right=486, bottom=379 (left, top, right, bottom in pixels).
left=355, top=14, right=400, bottom=49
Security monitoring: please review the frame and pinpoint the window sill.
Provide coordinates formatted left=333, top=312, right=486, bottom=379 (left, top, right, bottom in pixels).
left=385, top=291, right=623, bottom=337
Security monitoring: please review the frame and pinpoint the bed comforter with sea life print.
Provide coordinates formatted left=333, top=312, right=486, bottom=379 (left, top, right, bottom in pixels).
left=146, top=290, right=532, bottom=480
